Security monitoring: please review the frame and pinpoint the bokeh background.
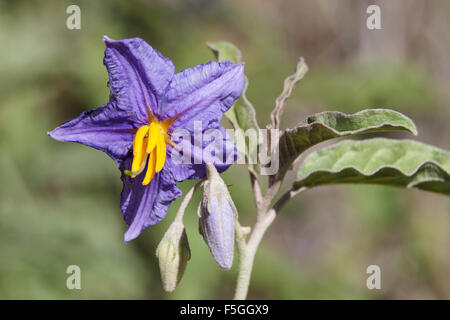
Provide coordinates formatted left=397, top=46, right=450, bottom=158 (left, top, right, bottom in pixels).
left=0, top=0, right=449, bottom=299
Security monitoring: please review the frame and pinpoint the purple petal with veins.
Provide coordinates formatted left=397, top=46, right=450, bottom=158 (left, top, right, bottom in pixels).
left=48, top=36, right=244, bottom=241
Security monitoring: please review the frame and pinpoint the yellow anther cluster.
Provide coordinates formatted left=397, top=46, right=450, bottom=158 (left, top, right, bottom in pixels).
left=130, top=120, right=169, bottom=185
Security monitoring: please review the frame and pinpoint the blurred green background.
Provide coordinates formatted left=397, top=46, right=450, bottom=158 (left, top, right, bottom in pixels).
left=0, top=0, right=449, bottom=299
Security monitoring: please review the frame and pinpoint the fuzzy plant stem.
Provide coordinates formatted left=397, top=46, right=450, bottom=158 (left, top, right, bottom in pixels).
left=234, top=208, right=276, bottom=300
left=233, top=169, right=304, bottom=299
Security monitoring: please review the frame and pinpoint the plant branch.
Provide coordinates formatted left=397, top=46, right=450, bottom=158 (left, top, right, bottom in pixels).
left=248, top=166, right=263, bottom=211
left=233, top=179, right=306, bottom=299
left=261, top=180, right=281, bottom=213
left=272, top=187, right=305, bottom=213
left=234, top=208, right=276, bottom=300
left=174, top=180, right=203, bottom=223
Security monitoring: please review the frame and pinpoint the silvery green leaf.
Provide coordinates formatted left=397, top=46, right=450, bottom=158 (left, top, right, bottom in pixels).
left=294, top=138, right=450, bottom=196
left=207, top=41, right=242, bottom=64
left=272, top=109, right=418, bottom=183
left=156, top=220, right=191, bottom=292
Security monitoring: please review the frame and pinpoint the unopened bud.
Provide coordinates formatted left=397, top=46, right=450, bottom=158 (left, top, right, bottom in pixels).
left=156, top=220, right=191, bottom=292
left=198, top=164, right=237, bottom=270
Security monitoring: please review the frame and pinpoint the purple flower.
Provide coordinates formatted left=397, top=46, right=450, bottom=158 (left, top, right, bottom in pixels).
left=48, top=36, right=245, bottom=242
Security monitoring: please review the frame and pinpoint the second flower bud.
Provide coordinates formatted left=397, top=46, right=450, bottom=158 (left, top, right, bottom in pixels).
left=198, top=164, right=237, bottom=270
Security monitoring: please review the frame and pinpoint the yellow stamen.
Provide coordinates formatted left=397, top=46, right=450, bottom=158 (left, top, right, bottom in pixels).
left=155, top=133, right=166, bottom=173
left=133, top=126, right=148, bottom=155
left=131, top=126, right=149, bottom=174
left=130, top=115, right=175, bottom=185
left=142, top=150, right=156, bottom=185
left=146, top=122, right=158, bottom=153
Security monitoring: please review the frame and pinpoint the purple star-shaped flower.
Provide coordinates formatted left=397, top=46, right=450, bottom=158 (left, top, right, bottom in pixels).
left=48, top=36, right=245, bottom=242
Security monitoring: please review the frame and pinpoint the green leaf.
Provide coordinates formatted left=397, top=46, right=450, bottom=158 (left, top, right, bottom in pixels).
left=270, top=57, right=308, bottom=129
left=207, top=41, right=242, bottom=64
left=294, top=138, right=450, bottom=196
left=272, top=109, right=418, bottom=182
left=207, top=41, right=259, bottom=161
left=226, top=78, right=259, bottom=135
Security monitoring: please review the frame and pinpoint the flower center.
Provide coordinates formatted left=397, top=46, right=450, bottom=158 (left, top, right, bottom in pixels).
left=126, top=117, right=175, bottom=186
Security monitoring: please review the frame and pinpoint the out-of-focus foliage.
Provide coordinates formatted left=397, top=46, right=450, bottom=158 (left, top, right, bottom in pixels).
left=0, top=0, right=449, bottom=299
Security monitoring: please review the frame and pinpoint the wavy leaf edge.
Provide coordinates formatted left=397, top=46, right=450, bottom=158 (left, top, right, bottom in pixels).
left=294, top=138, right=450, bottom=195
left=290, top=108, right=418, bottom=136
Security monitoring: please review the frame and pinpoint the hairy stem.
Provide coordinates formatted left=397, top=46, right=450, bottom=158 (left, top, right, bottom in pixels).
left=248, top=167, right=263, bottom=210
left=233, top=185, right=305, bottom=299
left=234, top=209, right=276, bottom=299
left=174, top=180, right=204, bottom=223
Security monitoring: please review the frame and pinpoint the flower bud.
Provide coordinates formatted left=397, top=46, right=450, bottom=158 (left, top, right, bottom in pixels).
left=198, top=164, right=236, bottom=270
left=156, top=220, right=191, bottom=292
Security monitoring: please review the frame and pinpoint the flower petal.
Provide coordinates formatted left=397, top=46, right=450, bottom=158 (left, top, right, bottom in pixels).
left=103, top=36, right=175, bottom=121
left=160, top=60, right=245, bottom=131
left=48, top=103, right=136, bottom=164
left=167, top=125, right=237, bottom=181
left=120, top=156, right=182, bottom=242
